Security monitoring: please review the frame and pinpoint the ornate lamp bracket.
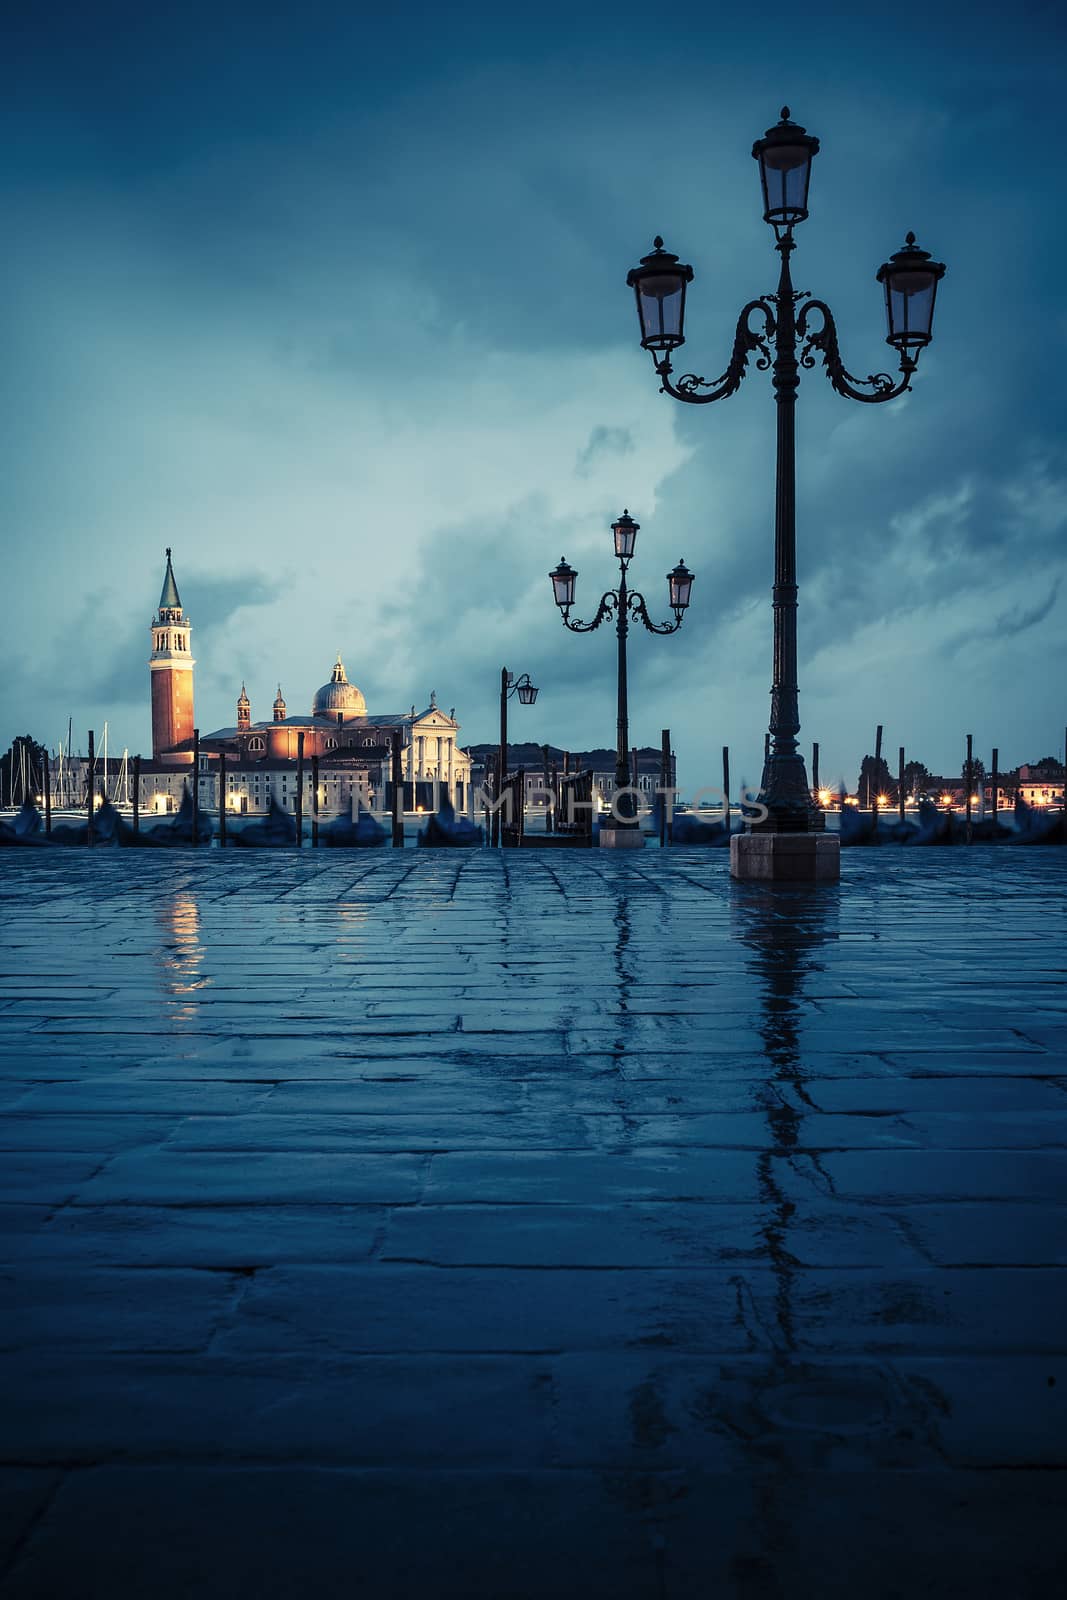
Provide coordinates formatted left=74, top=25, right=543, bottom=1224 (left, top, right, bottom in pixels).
left=797, top=299, right=914, bottom=403
left=627, top=591, right=681, bottom=636
left=561, top=591, right=618, bottom=634
left=655, top=298, right=776, bottom=404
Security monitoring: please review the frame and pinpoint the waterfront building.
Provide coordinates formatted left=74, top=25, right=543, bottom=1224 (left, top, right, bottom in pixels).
left=466, top=743, right=676, bottom=811
left=139, top=552, right=472, bottom=815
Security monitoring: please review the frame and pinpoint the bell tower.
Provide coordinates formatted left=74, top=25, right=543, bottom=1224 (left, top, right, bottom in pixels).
left=149, top=549, right=195, bottom=761
left=237, top=683, right=251, bottom=732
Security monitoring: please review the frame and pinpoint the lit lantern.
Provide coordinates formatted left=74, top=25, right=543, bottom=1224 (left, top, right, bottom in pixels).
left=549, top=558, right=578, bottom=611
left=667, top=559, right=694, bottom=614
left=612, top=510, right=639, bottom=559
left=752, top=107, right=820, bottom=228
left=876, top=233, right=946, bottom=353
left=626, top=238, right=694, bottom=353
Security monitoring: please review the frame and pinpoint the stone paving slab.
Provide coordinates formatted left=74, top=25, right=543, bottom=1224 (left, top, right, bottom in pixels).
left=1, top=848, right=1066, bottom=1594
left=2, top=1465, right=1065, bottom=1599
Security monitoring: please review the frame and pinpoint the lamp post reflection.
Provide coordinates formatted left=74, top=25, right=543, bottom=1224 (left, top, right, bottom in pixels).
left=157, top=893, right=205, bottom=1025
left=733, top=883, right=837, bottom=1354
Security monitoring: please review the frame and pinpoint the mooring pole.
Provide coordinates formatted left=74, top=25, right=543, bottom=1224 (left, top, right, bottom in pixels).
left=311, top=754, right=320, bottom=847
left=992, top=747, right=999, bottom=820
left=295, top=732, right=305, bottom=848
left=44, top=747, right=52, bottom=835
left=217, top=751, right=226, bottom=848
left=659, top=729, right=670, bottom=846
left=132, top=755, right=140, bottom=835
left=898, top=746, right=906, bottom=824
left=722, top=745, right=731, bottom=840
left=191, top=728, right=200, bottom=846
left=391, top=728, right=404, bottom=847
left=965, top=732, right=973, bottom=844
left=542, top=743, right=551, bottom=833
left=872, top=724, right=883, bottom=819
left=87, top=730, right=95, bottom=847
left=811, top=741, right=820, bottom=800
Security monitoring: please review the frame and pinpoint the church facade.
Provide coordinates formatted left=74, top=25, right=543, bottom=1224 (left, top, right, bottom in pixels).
left=141, top=552, right=472, bottom=816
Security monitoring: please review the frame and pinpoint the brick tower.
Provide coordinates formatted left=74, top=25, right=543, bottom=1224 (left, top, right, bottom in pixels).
left=149, top=549, right=195, bottom=761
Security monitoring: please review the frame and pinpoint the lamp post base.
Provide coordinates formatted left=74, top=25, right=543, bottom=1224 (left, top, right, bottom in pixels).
left=730, top=831, right=839, bottom=883
left=599, top=825, right=645, bottom=850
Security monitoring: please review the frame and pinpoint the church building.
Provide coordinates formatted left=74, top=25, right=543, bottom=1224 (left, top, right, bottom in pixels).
left=140, top=552, right=472, bottom=816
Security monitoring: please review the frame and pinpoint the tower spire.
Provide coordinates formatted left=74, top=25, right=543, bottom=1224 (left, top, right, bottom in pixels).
left=159, top=548, right=182, bottom=613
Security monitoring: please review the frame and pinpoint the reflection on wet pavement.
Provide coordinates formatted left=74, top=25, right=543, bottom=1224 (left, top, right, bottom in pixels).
left=0, top=849, right=1065, bottom=1596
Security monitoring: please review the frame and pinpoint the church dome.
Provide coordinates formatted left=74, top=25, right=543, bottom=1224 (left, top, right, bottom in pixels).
left=312, top=654, right=366, bottom=719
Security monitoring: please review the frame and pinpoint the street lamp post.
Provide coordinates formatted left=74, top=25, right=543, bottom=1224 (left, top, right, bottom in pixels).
left=626, top=108, right=945, bottom=882
left=550, top=512, right=694, bottom=849
left=495, top=668, right=539, bottom=846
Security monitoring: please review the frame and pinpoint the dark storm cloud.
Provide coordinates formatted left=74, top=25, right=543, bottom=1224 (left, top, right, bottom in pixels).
left=941, top=579, right=1061, bottom=659
left=576, top=427, right=635, bottom=476
left=2, top=0, right=1065, bottom=777
left=61, top=573, right=282, bottom=710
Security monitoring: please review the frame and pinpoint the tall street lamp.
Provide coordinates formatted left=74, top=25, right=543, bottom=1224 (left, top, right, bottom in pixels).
left=495, top=668, right=539, bottom=846
left=550, top=511, right=694, bottom=850
left=626, top=108, right=945, bottom=883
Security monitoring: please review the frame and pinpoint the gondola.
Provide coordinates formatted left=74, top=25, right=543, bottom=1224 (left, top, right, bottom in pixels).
left=417, top=798, right=483, bottom=848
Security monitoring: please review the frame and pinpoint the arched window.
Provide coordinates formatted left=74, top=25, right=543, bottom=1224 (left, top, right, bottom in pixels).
left=325, top=737, right=338, bottom=750
left=248, top=736, right=265, bottom=753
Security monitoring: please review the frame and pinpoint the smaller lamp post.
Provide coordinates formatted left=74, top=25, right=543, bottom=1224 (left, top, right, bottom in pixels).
left=496, top=668, right=539, bottom=846
left=550, top=512, right=693, bottom=842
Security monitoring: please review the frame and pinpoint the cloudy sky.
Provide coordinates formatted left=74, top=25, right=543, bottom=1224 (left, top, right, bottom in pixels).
left=2, top=0, right=1064, bottom=790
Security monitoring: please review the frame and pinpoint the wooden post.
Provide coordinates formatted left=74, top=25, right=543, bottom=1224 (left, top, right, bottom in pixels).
left=811, top=741, right=819, bottom=799
left=311, top=754, right=320, bottom=847
left=132, top=755, right=140, bottom=835
left=295, top=732, right=304, bottom=848
left=391, top=728, right=403, bottom=847
left=659, top=729, right=670, bottom=846
left=217, top=751, right=227, bottom=848
left=542, top=744, right=551, bottom=833
left=871, top=724, right=883, bottom=817
left=191, top=728, right=200, bottom=846
left=87, top=730, right=95, bottom=847
left=992, top=746, right=999, bottom=819
left=44, top=747, right=52, bottom=835
left=965, top=732, right=973, bottom=844
left=898, top=746, right=906, bottom=824
left=722, top=745, right=731, bottom=839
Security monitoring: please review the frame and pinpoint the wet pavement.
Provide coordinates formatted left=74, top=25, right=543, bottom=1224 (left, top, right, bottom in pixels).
left=1, top=848, right=1065, bottom=1597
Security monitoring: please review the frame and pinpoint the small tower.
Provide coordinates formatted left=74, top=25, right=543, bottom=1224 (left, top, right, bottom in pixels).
left=237, top=683, right=251, bottom=732
left=273, top=685, right=287, bottom=723
left=149, top=549, right=195, bottom=761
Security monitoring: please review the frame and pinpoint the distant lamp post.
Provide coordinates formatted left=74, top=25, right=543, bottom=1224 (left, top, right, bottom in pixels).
left=495, top=668, right=539, bottom=846
left=550, top=512, right=693, bottom=843
left=627, top=109, right=945, bottom=881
